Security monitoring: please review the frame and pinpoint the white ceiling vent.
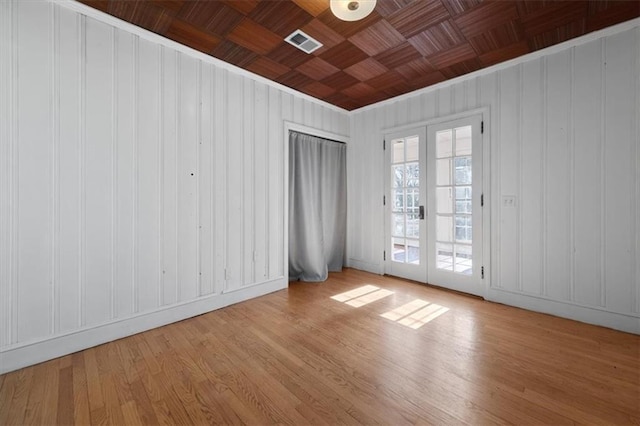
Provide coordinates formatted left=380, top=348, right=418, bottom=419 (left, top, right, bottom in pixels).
left=284, top=30, right=323, bottom=54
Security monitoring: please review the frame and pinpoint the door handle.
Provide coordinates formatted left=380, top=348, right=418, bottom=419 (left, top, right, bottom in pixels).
left=419, top=205, right=425, bottom=220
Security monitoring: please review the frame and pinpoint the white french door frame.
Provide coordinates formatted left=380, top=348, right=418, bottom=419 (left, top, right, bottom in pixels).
left=383, top=127, right=428, bottom=282
left=381, top=108, right=491, bottom=297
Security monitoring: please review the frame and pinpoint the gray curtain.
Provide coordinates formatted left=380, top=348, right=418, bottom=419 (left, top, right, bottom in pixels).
left=289, top=131, right=347, bottom=282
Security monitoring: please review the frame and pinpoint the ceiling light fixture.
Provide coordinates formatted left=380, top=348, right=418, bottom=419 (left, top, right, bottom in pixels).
left=330, top=0, right=376, bottom=21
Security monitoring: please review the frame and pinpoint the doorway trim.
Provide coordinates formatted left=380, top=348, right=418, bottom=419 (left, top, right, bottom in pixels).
left=380, top=107, right=491, bottom=297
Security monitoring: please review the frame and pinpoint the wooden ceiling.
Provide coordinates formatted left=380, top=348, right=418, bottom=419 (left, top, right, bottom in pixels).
left=79, top=0, right=639, bottom=110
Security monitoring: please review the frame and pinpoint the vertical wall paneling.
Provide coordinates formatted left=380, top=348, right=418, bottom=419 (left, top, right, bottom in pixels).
left=157, top=45, right=164, bottom=304
left=243, top=79, right=255, bottom=286
left=12, top=0, right=18, bottom=344
left=498, top=67, right=518, bottom=292
left=603, top=31, right=634, bottom=314
left=268, top=86, right=280, bottom=279
left=199, top=62, right=213, bottom=296
left=254, top=82, right=268, bottom=281
left=132, top=34, right=139, bottom=313
left=453, top=83, right=464, bottom=114
left=17, top=0, right=52, bottom=341
left=636, top=27, right=640, bottom=315
left=161, top=48, right=177, bottom=306
left=599, top=40, right=607, bottom=308
left=517, top=64, right=523, bottom=293
left=545, top=51, right=571, bottom=302
left=178, top=53, right=198, bottom=301
left=568, top=48, right=575, bottom=302
left=0, top=0, right=12, bottom=348
left=110, top=26, right=117, bottom=319
left=520, top=60, right=544, bottom=296
left=49, top=2, right=59, bottom=334
left=540, top=57, right=548, bottom=297
left=137, top=38, right=160, bottom=312
left=115, top=29, right=134, bottom=316
left=195, top=60, right=202, bottom=297
left=213, top=67, right=227, bottom=293
left=293, top=96, right=303, bottom=126
left=573, top=41, right=602, bottom=307
left=438, top=87, right=451, bottom=116
left=226, top=72, right=243, bottom=290
left=84, top=16, right=113, bottom=326
left=407, top=96, right=421, bottom=126
left=480, top=72, right=500, bottom=289
left=79, top=14, right=87, bottom=326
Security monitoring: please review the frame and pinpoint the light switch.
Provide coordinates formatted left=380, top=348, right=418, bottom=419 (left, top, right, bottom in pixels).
left=502, top=195, right=517, bottom=208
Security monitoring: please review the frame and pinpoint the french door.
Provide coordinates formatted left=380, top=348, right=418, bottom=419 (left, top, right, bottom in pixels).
left=385, top=128, right=427, bottom=282
left=384, top=114, right=484, bottom=296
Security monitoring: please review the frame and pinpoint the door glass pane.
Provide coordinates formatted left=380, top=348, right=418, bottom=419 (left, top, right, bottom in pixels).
left=393, top=165, right=404, bottom=188
left=436, top=215, right=453, bottom=242
left=455, top=245, right=472, bottom=275
left=454, top=157, right=472, bottom=185
left=435, top=124, right=474, bottom=275
left=406, top=239, right=420, bottom=264
left=436, top=130, right=452, bottom=158
left=436, top=187, right=452, bottom=214
left=406, top=214, right=419, bottom=238
left=436, top=159, right=451, bottom=185
left=390, top=136, right=421, bottom=265
left=436, top=243, right=453, bottom=271
left=406, top=164, right=419, bottom=187
left=455, top=126, right=472, bottom=156
left=455, top=186, right=472, bottom=214
left=392, top=213, right=405, bottom=237
left=455, top=215, right=472, bottom=242
left=393, top=190, right=404, bottom=211
left=393, top=237, right=406, bottom=262
left=406, top=137, right=419, bottom=161
left=392, top=140, right=404, bottom=163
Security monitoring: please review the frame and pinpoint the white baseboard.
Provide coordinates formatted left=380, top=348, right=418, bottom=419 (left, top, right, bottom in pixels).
left=0, top=277, right=286, bottom=374
left=346, top=258, right=383, bottom=275
left=487, top=288, right=640, bottom=335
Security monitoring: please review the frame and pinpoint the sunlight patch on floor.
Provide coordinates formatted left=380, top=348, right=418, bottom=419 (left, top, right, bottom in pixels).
left=381, top=299, right=449, bottom=329
left=345, top=289, right=394, bottom=307
left=331, top=285, right=379, bottom=302
left=331, top=285, right=394, bottom=307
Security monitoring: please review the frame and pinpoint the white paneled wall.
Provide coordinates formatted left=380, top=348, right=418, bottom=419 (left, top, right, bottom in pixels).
left=0, top=0, right=349, bottom=373
left=348, top=21, right=640, bottom=333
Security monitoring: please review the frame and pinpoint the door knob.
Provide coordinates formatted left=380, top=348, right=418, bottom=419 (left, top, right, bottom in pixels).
left=419, top=205, right=425, bottom=220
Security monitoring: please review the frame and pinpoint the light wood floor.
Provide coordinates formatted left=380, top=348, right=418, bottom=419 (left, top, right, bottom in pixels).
left=1, top=269, right=639, bottom=425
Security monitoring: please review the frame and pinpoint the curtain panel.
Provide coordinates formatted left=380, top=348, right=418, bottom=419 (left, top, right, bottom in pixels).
left=288, top=131, right=347, bottom=282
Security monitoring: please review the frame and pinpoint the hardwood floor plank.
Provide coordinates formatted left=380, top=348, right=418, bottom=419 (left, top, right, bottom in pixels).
left=0, top=269, right=638, bottom=425
left=56, top=366, right=74, bottom=425
left=83, top=349, right=105, bottom=413
left=127, top=380, right=159, bottom=425
left=100, top=373, right=126, bottom=425
left=3, top=367, right=33, bottom=425
left=120, top=400, right=144, bottom=426
left=71, top=352, right=91, bottom=425
left=23, top=363, right=49, bottom=425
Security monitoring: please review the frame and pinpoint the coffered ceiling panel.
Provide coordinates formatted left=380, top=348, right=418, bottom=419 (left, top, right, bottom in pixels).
left=80, top=0, right=640, bottom=110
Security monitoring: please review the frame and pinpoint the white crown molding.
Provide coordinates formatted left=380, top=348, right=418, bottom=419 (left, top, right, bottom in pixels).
left=351, top=17, right=640, bottom=114
left=51, top=0, right=350, bottom=115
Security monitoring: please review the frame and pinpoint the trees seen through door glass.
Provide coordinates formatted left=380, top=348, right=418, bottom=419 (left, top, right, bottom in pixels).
left=435, top=126, right=473, bottom=275
left=391, top=136, right=420, bottom=265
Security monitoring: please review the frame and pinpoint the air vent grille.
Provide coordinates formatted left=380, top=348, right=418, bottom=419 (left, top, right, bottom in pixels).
left=285, top=30, right=323, bottom=54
